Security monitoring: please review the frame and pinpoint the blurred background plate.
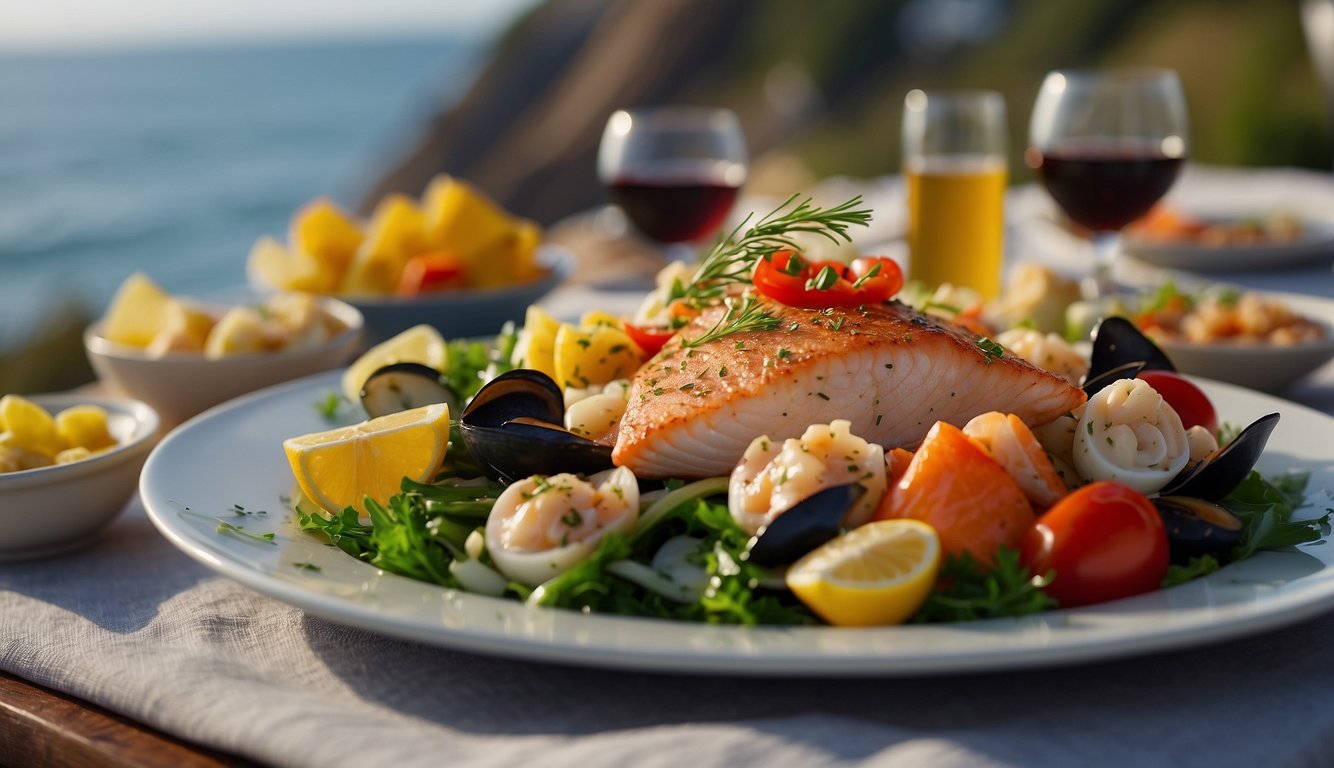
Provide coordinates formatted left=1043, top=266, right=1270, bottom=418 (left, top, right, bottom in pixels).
left=1158, top=291, right=1334, bottom=392
left=1124, top=218, right=1334, bottom=272
left=347, top=244, right=573, bottom=343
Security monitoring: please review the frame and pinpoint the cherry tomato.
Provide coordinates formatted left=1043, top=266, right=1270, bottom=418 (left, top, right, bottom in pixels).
left=397, top=252, right=465, bottom=296
left=623, top=322, right=675, bottom=357
left=1019, top=481, right=1169, bottom=608
left=1137, top=369, right=1218, bottom=435
left=752, top=251, right=902, bottom=308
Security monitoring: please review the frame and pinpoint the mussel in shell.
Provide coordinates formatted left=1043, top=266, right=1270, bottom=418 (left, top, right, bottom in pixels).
left=1155, top=495, right=1243, bottom=564
left=1086, top=317, right=1177, bottom=385
left=459, top=368, right=614, bottom=483
left=744, top=483, right=867, bottom=567
left=359, top=362, right=458, bottom=419
left=1161, top=413, right=1280, bottom=501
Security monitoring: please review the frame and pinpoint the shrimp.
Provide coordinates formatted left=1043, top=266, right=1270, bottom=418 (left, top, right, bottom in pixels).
left=962, top=411, right=1069, bottom=510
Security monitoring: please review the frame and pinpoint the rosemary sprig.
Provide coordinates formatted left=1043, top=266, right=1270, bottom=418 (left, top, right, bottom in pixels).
left=682, top=194, right=872, bottom=305
left=680, top=293, right=782, bottom=348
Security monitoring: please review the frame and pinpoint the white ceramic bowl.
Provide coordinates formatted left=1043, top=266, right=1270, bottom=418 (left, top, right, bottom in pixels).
left=0, top=393, right=159, bottom=561
left=1155, top=292, right=1334, bottom=393
left=85, top=295, right=363, bottom=426
left=343, top=244, right=574, bottom=344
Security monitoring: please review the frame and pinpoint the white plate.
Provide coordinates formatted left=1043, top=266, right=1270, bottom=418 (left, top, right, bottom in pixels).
left=1154, top=291, right=1334, bottom=392
left=140, top=370, right=1334, bottom=676
left=1123, top=218, right=1334, bottom=272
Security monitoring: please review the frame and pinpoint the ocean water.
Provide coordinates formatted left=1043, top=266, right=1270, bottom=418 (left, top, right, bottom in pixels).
left=0, top=36, right=484, bottom=351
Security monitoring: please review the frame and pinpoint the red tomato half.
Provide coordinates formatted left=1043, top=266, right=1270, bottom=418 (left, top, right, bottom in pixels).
left=623, top=322, right=676, bottom=357
left=1137, top=369, right=1218, bottom=435
left=752, top=251, right=902, bottom=308
left=1019, top=481, right=1169, bottom=608
left=397, top=252, right=466, bottom=296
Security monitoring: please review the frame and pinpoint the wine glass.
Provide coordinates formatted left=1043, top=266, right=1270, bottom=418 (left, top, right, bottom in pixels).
left=598, top=106, right=748, bottom=263
left=1026, top=68, right=1189, bottom=297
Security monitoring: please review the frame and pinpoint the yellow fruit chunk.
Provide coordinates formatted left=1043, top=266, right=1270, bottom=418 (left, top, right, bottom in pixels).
left=466, top=219, right=541, bottom=289
left=421, top=175, right=516, bottom=258
left=0, top=395, right=65, bottom=458
left=147, top=299, right=217, bottom=356
left=290, top=197, right=363, bottom=278
left=55, top=405, right=117, bottom=452
left=786, top=519, right=942, bottom=627
left=204, top=306, right=269, bottom=358
left=340, top=324, right=447, bottom=401
left=510, top=305, right=560, bottom=379
left=552, top=322, right=642, bottom=390
left=102, top=273, right=173, bottom=347
left=340, top=195, right=426, bottom=295
left=283, top=403, right=451, bottom=513
left=247, top=237, right=338, bottom=294
left=55, top=446, right=92, bottom=464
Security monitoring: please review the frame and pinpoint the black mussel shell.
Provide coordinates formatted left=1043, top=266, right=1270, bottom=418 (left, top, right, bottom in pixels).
left=460, top=368, right=564, bottom=429
left=1155, top=495, right=1243, bottom=564
left=1160, top=413, right=1281, bottom=501
left=745, top=483, right=867, bottom=567
left=459, top=418, right=614, bottom=483
left=1081, top=361, right=1147, bottom=397
left=1086, top=317, right=1176, bottom=390
left=359, top=362, right=458, bottom=419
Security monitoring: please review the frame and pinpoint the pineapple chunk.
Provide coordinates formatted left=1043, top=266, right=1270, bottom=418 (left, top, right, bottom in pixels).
left=147, top=299, right=216, bottom=356
left=290, top=198, right=363, bottom=280
left=55, top=405, right=117, bottom=452
left=466, top=219, right=541, bottom=289
left=247, top=236, right=338, bottom=294
left=0, top=395, right=65, bottom=458
left=205, top=306, right=269, bottom=358
left=55, top=446, right=93, bottom=464
left=102, top=273, right=173, bottom=347
left=340, top=195, right=426, bottom=295
left=422, top=175, right=518, bottom=258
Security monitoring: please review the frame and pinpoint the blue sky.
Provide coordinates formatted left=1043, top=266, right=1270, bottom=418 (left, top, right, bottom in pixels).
left=0, top=0, right=542, bottom=52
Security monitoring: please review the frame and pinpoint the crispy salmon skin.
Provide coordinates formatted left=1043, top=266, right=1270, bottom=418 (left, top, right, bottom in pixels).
left=612, top=297, right=1086, bottom=478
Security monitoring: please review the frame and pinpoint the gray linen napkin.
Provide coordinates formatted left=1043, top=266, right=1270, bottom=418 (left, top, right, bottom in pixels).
left=3, top=497, right=1334, bottom=768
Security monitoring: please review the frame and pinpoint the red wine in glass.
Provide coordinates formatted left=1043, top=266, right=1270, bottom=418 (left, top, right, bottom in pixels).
left=1030, top=140, right=1184, bottom=232
left=608, top=167, right=741, bottom=244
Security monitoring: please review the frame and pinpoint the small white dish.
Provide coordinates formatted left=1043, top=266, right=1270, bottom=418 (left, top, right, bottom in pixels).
left=0, top=393, right=159, bottom=561
left=1155, top=291, right=1334, bottom=392
left=342, top=245, right=574, bottom=343
left=1124, top=217, right=1334, bottom=272
left=85, top=295, right=363, bottom=426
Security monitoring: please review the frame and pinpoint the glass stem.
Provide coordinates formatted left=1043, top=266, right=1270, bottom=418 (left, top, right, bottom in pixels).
left=1087, top=231, right=1121, bottom=299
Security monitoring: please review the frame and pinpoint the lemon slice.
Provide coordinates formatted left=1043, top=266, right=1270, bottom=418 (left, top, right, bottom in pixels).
left=283, top=402, right=450, bottom=514
left=785, top=519, right=941, bottom=627
left=341, top=324, right=447, bottom=401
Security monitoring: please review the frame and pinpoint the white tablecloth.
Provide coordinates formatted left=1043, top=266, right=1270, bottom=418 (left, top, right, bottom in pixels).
left=4, top=166, right=1334, bottom=768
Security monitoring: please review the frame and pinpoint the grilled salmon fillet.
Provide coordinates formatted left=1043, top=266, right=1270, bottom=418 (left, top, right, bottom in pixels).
left=612, top=297, right=1086, bottom=479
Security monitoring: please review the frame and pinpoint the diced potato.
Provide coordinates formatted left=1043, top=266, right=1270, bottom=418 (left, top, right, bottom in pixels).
left=290, top=198, right=363, bottom=279
left=579, top=310, right=623, bottom=329
left=552, top=323, right=642, bottom=390
left=55, top=405, right=117, bottom=452
left=510, top=305, right=561, bottom=379
left=340, top=195, right=426, bottom=295
left=205, top=306, right=269, bottom=358
left=102, top=273, right=173, bottom=347
left=147, top=299, right=217, bottom=356
left=247, top=236, right=338, bottom=294
left=0, top=395, right=65, bottom=458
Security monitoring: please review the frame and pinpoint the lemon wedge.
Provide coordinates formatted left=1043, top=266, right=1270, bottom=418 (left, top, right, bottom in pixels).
left=341, top=324, right=447, bottom=401
left=785, top=519, right=941, bottom=627
left=283, top=403, right=451, bottom=514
